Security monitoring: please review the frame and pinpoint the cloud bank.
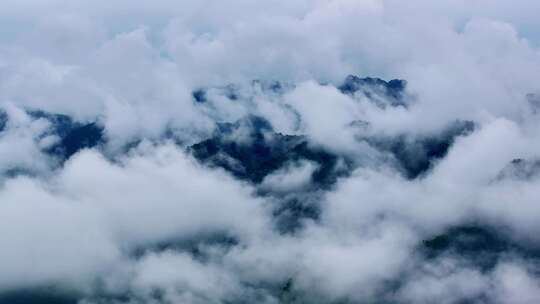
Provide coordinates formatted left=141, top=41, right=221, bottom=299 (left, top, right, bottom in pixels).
left=1, top=0, right=540, bottom=303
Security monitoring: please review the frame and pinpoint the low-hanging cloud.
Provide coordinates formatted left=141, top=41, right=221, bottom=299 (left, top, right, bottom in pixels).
left=1, top=0, right=540, bottom=303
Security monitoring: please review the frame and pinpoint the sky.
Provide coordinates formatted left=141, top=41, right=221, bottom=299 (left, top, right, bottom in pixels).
left=1, top=1, right=540, bottom=303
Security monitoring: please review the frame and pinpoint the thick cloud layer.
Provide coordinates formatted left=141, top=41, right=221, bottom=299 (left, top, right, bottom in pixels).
left=1, top=1, right=540, bottom=303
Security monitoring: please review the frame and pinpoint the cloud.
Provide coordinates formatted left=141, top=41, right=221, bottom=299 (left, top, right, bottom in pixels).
left=0, top=144, right=271, bottom=295
left=260, top=160, right=318, bottom=193
left=1, top=0, right=540, bottom=303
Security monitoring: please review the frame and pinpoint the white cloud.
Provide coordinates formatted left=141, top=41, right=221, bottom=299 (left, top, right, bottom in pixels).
left=1, top=0, right=540, bottom=302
